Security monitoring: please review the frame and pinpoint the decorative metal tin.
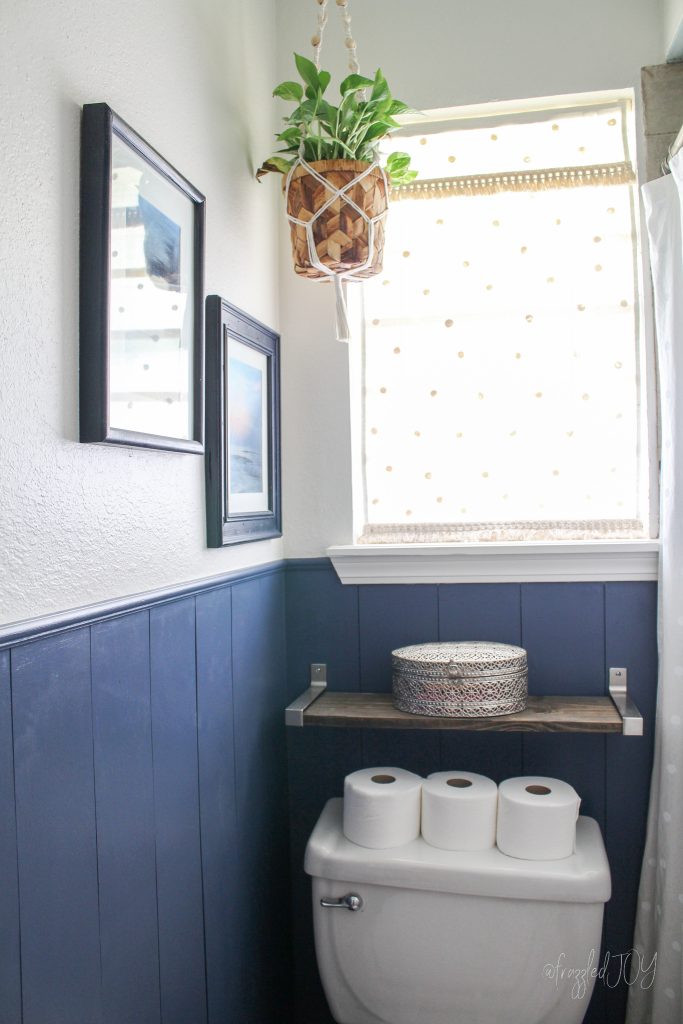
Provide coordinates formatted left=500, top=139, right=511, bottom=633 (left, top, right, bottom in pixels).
left=392, top=641, right=528, bottom=718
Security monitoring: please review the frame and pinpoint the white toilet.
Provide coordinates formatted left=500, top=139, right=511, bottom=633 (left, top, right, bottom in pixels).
left=305, top=798, right=611, bottom=1024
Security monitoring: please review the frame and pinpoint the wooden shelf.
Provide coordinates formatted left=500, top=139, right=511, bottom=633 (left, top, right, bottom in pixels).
left=299, top=692, right=624, bottom=733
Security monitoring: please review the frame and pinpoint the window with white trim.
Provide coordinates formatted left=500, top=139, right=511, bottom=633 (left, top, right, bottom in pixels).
left=355, top=93, right=651, bottom=544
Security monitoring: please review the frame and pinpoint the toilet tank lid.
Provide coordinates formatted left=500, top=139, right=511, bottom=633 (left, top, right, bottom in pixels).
left=304, top=799, right=611, bottom=904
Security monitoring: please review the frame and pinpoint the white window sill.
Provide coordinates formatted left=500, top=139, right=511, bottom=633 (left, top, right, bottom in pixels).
left=327, top=540, right=660, bottom=584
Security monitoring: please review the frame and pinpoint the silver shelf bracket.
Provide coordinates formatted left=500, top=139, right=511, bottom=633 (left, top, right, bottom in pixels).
left=285, top=663, right=328, bottom=727
left=609, top=667, right=644, bottom=736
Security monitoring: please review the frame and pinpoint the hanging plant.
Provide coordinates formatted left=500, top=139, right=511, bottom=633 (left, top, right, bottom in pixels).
left=256, top=54, right=416, bottom=187
left=254, top=1, right=416, bottom=341
left=257, top=53, right=415, bottom=285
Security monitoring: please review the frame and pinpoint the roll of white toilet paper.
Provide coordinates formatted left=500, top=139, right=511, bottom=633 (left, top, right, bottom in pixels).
left=343, top=767, right=423, bottom=849
left=496, top=776, right=581, bottom=860
left=421, top=771, right=498, bottom=851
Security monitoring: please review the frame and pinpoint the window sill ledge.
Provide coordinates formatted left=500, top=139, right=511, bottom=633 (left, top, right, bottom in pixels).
left=327, top=540, right=660, bottom=584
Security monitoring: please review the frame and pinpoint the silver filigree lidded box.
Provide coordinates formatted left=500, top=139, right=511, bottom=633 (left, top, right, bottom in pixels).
left=392, top=641, right=528, bottom=718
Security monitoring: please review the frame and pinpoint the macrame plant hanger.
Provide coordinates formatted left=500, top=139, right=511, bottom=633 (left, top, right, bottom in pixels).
left=282, top=0, right=389, bottom=342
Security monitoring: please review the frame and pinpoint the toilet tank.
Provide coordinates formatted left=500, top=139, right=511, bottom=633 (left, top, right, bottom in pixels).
left=305, top=798, right=611, bottom=1024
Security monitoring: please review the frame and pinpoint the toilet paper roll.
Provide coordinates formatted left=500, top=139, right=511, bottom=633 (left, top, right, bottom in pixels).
left=421, top=771, right=498, bottom=851
left=343, top=767, right=423, bottom=849
left=496, top=776, right=581, bottom=860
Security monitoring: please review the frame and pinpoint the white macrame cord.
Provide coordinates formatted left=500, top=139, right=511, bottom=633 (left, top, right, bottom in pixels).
left=311, top=0, right=360, bottom=75
left=289, top=0, right=383, bottom=342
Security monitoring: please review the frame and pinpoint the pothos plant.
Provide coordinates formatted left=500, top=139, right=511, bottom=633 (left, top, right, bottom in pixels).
left=256, top=53, right=417, bottom=186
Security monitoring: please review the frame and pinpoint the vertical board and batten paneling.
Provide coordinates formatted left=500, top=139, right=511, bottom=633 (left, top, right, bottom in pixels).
left=358, top=584, right=441, bottom=776
left=438, top=582, right=523, bottom=647
left=522, top=584, right=603, bottom=1024
left=285, top=561, right=361, bottom=701
left=0, top=563, right=291, bottom=1024
left=604, top=582, right=659, bottom=1024
left=196, top=586, right=237, bottom=1024
left=149, top=598, right=207, bottom=1024
left=91, top=610, right=161, bottom=1024
left=521, top=583, right=607, bottom=830
left=11, top=629, right=103, bottom=1024
left=0, top=650, right=21, bottom=1024
left=284, top=564, right=363, bottom=1024
left=0, top=561, right=658, bottom=1024
left=232, top=571, right=291, bottom=1024
left=438, top=583, right=524, bottom=780
left=285, top=565, right=659, bottom=1024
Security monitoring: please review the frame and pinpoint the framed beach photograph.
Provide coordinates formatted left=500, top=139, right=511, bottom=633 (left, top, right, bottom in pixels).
left=205, top=296, right=281, bottom=546
left=79, top=103, right=205, bottom=452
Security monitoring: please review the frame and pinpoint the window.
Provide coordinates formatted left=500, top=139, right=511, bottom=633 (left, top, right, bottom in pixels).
left=354, top=93, right=652, bottom=545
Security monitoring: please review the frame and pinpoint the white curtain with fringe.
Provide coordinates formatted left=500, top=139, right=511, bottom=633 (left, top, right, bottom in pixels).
left=626, top=150, right=683, bottom=1024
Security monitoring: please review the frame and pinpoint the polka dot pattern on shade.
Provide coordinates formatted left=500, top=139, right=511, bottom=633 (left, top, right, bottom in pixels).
left=359, top=106, right=644, bottom=546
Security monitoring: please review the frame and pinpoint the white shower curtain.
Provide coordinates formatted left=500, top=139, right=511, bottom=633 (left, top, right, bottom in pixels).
left=626, top=152, right=683, bottom=1024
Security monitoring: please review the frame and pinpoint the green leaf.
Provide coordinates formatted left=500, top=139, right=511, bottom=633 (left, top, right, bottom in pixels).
left=287, top=99, right=318, bottom=124
left=388, top=100, right=409, bottom=116
left=389, top=168, right=418, bottom=185
left=273, top=81, right=303, bottom=102
left=360, top=122, right=394, bottom=143
left=318, top=70, right=331, bottom=94
left=277, top=126, right=302, bottom=143
left=371, top=69, right=390, bottom=102
left=339, top=73, right=375, bottom=95
left=316, top=101, right=338, bottom=131
left=294, top=53, right=320, bottom=91
left=386, top=152, right=410, bottom=172
left=255, top=156, right=295, bottom=181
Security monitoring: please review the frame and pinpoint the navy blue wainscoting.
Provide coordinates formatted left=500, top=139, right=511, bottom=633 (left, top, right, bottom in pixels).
left=0, top=562, right=291, bottom=1024
left=285, top=560, right=658, bottom=1024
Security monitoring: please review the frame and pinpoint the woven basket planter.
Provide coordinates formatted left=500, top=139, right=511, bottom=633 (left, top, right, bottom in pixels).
left=284, top=160, right=388, bottom=280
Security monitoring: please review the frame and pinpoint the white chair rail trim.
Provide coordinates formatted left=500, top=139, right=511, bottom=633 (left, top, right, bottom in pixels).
left=327, top=540, right=660, bottom=585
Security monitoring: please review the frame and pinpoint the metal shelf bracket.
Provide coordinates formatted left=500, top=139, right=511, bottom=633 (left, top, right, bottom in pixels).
left=609, top=667, right=644, bottom=736
left=285, top=663, right=328, bottom=727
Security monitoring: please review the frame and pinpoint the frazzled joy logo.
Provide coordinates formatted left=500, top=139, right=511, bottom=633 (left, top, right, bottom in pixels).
left=543, top=949, right=657, bottom=1000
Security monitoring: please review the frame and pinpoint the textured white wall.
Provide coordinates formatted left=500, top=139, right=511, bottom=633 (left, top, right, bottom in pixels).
left=276, top=0, right=665, bottom=557
left=0, top=0, right=281, bottom=623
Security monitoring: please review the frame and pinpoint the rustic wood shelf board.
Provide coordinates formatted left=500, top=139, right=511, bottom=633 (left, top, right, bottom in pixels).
left=301, top=692, right=623, bottom=733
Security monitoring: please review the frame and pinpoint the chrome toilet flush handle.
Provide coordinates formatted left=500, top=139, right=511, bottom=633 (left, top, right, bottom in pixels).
left=320, top=893, right=364, bottom=912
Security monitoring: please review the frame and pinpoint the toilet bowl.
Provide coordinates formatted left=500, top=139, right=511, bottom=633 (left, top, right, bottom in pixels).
left=305, top=798, right=611, bottom=1024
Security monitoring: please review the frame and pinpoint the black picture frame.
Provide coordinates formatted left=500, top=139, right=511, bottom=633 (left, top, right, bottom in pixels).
left=205, top=296, right=281, bottom=546
left=79, top=103, right=205, bottom=453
